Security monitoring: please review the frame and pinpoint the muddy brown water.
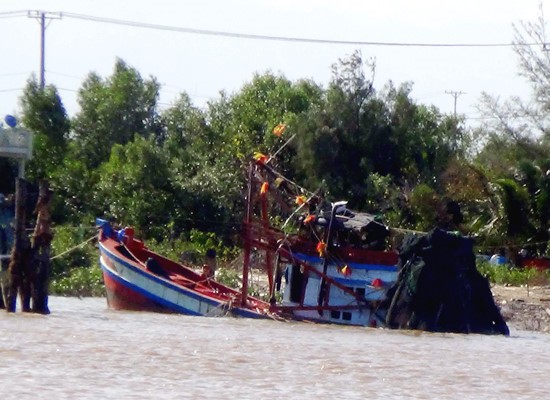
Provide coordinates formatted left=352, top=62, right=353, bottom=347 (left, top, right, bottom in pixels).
left=0, top=297, right=549, bottom=399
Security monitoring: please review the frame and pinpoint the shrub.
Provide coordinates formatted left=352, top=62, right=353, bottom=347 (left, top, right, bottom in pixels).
left=50, top=264, right=104, bottom=297
left=48, top=224, right=104, bottom=297
left=476, top=259, right=550, bottom=286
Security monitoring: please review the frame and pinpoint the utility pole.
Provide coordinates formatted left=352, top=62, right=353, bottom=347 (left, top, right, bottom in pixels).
left=445, top=90, right=466, bottom=152
left=27, top=11, right=62, bottom=89
left=445, top=90, right=466, bottom=117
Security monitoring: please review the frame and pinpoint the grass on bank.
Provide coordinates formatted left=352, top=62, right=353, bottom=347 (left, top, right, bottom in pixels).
left=476, top=260, right=550, bottom=287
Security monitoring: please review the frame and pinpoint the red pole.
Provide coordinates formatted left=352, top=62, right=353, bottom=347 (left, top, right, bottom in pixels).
left=260, top=186, right=274, bottom=300
left=241, top=163, right=254, bottom=307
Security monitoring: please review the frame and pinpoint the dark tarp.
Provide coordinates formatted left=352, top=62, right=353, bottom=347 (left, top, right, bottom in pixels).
left=384, top=228, right=509, bottom=335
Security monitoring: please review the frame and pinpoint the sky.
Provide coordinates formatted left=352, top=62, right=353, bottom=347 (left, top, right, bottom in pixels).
left=0, top=0, right=547, bottom=126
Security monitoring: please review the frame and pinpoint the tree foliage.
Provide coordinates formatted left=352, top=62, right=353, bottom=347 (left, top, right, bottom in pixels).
left=95, top=135, right=175, bottom=237
left=292, top=51, right=459, bottom=216
left=19, top=77, right=70, bottom=181
left=71, top=59, right=161, bottom=169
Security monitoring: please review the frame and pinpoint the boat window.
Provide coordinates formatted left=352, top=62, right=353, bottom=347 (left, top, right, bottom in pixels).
left=330, top=310, right=341, bottom=319
left=342, top=312, right=352, bottom=321
left=356, top=288, right=366, bottom=297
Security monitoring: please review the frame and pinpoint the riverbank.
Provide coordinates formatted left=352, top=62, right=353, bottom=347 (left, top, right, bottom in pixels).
left=492, top=284, right=550, bottom=333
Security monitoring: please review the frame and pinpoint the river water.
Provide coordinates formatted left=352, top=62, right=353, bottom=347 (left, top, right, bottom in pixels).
left=0, top=297, right=549, bottom=399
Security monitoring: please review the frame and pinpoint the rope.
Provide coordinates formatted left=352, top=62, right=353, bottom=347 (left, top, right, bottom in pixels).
left=49, top=233, right=98, bottom=260
left=266, top=133, right=296, bottom=164
left=206, top=297, right=235, bottom=317
left=390, top=226, right=427, bottom=236
left=257, top=161, right=318, bottom=199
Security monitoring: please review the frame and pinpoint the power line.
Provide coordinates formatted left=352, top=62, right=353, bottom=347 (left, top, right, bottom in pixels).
left=46, top=70, right=84, bottom=80
left=0, top=71, right=32, bottom=78
left=58, top=11, right=539, bottom=48
left=0, top=10, right=28, bottom=18
left=57, top=87, right=79, bottom=93
left=0, top=9, right=525, bottom=47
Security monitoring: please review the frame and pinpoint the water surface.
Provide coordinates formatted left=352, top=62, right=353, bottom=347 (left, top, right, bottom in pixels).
left=0, top=297, right=548, bottom=399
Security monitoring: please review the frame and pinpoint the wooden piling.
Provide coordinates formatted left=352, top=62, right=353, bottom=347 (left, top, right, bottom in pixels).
left=6, top=178, right=29, bottom=312
left=31, top=180, right=52, bottom=314
left=5, top=179, right=52, bottom=313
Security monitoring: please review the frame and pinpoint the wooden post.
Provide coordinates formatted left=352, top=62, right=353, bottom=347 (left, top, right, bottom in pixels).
left=31, top=180, right=53, bottom=314
left=6, top=178, right=28, bottom=312
left=0, top=218, right=8, bottom=309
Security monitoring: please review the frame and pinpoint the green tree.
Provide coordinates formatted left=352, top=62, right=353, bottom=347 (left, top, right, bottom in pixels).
left=95, top=135, right=175, bottom=238
left=380, top=82, right=458, bottom=185
left=292, top=51, right=377, bottom=203
left=220, top=72, right=322, bottom=166
left=19, top=77, right=70, bottom=181
left=292, top=51, right=458, bottom=213
left=161, top=93, right=209, bottom=152
left=71, top=59, right=161, bottom=169
left=161, top=92, right=240, bottom=236
left=158, top=73, right=322, bottom=238
left=48, top=149, right=99, bottom=224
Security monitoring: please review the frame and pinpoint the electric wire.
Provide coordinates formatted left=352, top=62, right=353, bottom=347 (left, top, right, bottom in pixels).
left=57, top=11, right=541, bottom=48
left=0, top=9, right=541, bottom=48
left=0, top=10, right=28, bottom=18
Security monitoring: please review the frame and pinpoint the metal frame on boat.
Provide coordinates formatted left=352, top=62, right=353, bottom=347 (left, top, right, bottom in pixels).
left=240, top=160, right=398, bottom=326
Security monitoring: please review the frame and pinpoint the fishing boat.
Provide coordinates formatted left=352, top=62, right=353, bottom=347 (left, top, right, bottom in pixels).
left=97, top=159, right=509, bottom=335
left=97, top=218, right=270, bottom=318
left=97, top=160, right=400, bottom=326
